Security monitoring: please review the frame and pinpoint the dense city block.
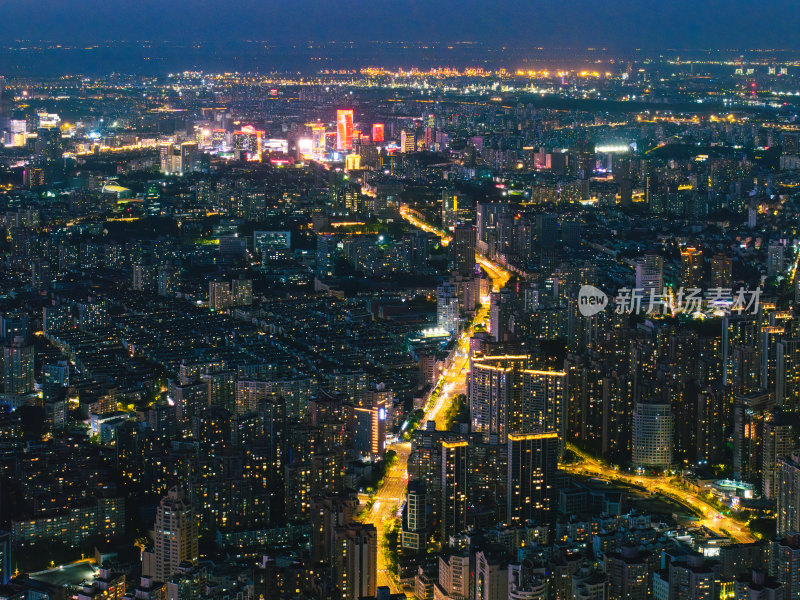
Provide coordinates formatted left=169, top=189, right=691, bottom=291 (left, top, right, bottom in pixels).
left=1, top=42, right=800, bottom=600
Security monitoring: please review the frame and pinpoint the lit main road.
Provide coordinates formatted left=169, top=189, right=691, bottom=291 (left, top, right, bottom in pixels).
left=399, top=206, right=452, bottom=245
left=358, top=208, right=510, bottom=593
left=359, top=441, right=410, bottom=591
left=564, top=444, right=755, bottom=543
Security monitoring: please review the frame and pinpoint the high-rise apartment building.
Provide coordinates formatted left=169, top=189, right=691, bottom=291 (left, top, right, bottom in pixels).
left=401, top=480, right=427, bottom=553
left=231, top=278, right=253, bottom=306
left=469, top=355, right=525, bottom=445
left=3, top=336, right=34, bottom=395
left=711, top=254, right=733, bottom=288
left=440, top=440, right=469, bottom=543
left=435, top=553, right=470, bottom=600
left=451, top=224, right=477, bottom=276
left=437, top=282, right=460, bottom=335
left=474, top=550, right=509, bottom=600
left=442, top=189, right=460, bottom=231
left=763, top=413, right=795, bottom=500
left=469, top=355, right=566, bottom=448
left=209, top=280, right=231, bottom=312
left=310, top=492, right=358, bottom=564
left=160, top=141, right=198, bottom=175
left=132, top=264, right=156, bottom=292
left=506, top=432, right=559, bottom=526
left=680, top=247, right=703, bottom=289
left=153, top=487, right=198, bottom=582
left=635, top=255, right=664, bottom=295
left=517, top=369, right=568, bottom=455
left=42, top=360, right=69, bottom=429
left=157, top=266, right=180, bottom=297
left=604, top=546, right=651, bottom=600
left=777, top=339, right=800, bottom=410
left=769, top=535, right=800, bottom=600
left=768, top=243, right=786, bottom=276
left=776, top=453, right=800, bottom=536
left=333, top=523, right=376, bottom=600
left=668, top=554, right=720, bottom=600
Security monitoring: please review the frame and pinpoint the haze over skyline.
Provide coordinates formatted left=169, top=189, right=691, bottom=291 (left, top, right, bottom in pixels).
left=3, top=0, right=800, bottom=50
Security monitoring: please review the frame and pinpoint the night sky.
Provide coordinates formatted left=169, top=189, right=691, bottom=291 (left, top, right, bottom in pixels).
left=3, top=0, right=800, bottom=49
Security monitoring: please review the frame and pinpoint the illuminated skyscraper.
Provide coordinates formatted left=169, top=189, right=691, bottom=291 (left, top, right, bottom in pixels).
left=5, top=120, right=26, bottom=147
left=469, top=355, right=519, bottom=445
left=344, top=154, right=361, bottom=171
left=312, top=122, right=327, bottom=159
left=469, top=356, right=566, bottom=447
left=233, top=126, right=263, bottom=161
left=437, top=282, right=460, bottom=335
left=371, top=123, right=384, bottom=143
left=440, top=440, right=469, bottom=543
left=401, top=129, right=416, bottom=153
left=336, top=110, right=354, bottom=151
left=632, top=402, right=673, bottom=468
left=506, top=432, right=558, bottom=526
left=153, top=487, right=198, bottom=582
left=680, top=247, right=703, bottom=289
left=517, top=369, right=568, bottom=455
left=442, top=188, right=468, bottom=231
left=353, top=390, right=391, bottom=459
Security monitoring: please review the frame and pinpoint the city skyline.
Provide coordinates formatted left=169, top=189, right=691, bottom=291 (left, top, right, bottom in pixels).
left=1, top=4, right=800, bottom=600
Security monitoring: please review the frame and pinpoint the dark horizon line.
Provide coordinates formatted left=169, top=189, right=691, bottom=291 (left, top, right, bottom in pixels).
left=1, top=40, right=799, bottom=53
